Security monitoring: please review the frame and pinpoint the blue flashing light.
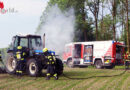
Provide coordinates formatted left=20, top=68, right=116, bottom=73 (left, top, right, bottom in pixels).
left=112, top=40, right=114, bottom=44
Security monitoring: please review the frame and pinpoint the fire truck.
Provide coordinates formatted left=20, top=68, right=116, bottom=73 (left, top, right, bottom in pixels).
left=63, top=40, right=124, bottom=69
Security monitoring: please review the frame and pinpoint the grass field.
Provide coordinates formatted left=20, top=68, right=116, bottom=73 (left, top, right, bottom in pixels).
left=0, top=66, right=130, bottom=90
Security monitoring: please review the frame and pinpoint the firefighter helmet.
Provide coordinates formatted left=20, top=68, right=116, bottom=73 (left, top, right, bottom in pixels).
left=43, top=48, right=48, bottom=52
left=17, top=46, right=22, bottom=50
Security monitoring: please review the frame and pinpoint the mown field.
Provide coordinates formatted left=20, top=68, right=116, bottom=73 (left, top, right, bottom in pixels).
left=0, top=66, right=130, bottom=90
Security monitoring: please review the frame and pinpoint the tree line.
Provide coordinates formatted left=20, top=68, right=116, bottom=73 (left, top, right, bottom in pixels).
left=37, top=0, right=129, bottom=52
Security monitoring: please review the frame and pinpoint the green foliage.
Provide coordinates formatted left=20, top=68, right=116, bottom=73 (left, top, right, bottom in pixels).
left=0, top=48, right=8, bottom=62
left=37, top=0, right=128, bottom=46
left=98, top=14, right=113, bottom=40
left=36, top=0, right=95, bottom=42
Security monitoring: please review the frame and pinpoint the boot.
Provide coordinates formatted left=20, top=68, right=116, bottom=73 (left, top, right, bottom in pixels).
left=54, top=76, right=58, bottom=80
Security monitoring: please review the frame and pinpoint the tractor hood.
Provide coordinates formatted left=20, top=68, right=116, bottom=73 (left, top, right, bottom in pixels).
left=34, top=50, right=55, bottom=55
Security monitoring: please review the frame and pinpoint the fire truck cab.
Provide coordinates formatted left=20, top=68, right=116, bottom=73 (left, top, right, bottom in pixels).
left=63, top=40, right=124, bottom=69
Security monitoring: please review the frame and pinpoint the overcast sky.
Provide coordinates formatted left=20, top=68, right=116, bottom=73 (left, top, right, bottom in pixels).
left=0, top=0, right=48, bottom=48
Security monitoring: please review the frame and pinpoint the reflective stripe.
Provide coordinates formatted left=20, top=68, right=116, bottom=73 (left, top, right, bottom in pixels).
left=21, top=58, right=24, bottom=60
left=48, top=56, right=52, bottom=59
left=47, top=73, right=50, bottom=76
left=19, top=71, right=22, bottom=73
left=53, top=56, right=56, bottom=61
left=53, top=74, right=57, bottom=77
left=126, top=60, right=130, bottom=61
left=52, top=62, right=54, bottom=64
left=16, top=52, right=21, bottom=59
left=47, top=62, right=50, bottom=64
left=49, top=59, right=52, bottom=61
left=16, top=70, right=23, bottom=73
left=23, top=52, right=26, bottom=56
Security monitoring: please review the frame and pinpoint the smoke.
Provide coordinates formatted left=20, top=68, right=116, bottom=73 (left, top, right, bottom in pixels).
left=36, top=4, right=75, bottom=55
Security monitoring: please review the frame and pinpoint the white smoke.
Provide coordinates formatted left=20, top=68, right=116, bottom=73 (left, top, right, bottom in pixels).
left=37, top=4, right=75, bottom=55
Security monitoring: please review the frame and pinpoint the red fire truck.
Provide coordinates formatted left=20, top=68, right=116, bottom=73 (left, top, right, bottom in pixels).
left=63, top=40, right=124, bottom=69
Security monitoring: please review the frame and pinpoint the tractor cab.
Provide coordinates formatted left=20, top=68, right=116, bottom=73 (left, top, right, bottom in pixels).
left=8, top=34, right=43, bottom=56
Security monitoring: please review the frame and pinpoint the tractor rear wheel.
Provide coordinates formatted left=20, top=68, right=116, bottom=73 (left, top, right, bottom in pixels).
left=5, top=53, right=17, bottom=74
left=27, top=59, right=42, bottom=77
left=55, top=58, right=63, bottom=75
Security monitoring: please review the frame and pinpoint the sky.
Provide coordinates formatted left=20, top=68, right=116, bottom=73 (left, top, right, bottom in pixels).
left=0, top=0, right=49, bottom=48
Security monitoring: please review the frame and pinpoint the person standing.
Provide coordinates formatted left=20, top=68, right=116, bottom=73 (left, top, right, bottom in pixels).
left=16, top=46, right=26, bottom=76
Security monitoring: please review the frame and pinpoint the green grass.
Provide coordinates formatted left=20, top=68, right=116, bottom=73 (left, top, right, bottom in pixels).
left=0, top=66, right=130, bottom=90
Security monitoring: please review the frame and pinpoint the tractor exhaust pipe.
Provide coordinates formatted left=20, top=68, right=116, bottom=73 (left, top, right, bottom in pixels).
left=43, top=33, right=45, bottom=48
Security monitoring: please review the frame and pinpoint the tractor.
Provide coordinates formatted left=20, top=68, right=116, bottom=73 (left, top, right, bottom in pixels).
left=5, top=34, right=63, bottom=76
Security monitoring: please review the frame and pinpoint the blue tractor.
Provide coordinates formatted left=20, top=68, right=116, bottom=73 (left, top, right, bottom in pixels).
left=5, top=34, right=63, bottom=76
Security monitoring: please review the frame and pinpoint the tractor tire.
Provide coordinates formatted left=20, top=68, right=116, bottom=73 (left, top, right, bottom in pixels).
left=55, top=58, right=63, bottom=75
left=27, top=59, right=42, bottom=77
left=67, top=59, right=74, bottom=68
left=5, top=53, right=17, bottom=74
left=95, top=60, right=103, bottom=69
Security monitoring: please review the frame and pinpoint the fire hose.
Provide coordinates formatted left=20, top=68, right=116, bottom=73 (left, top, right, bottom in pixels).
left=62, top=67, right=127, bottom=80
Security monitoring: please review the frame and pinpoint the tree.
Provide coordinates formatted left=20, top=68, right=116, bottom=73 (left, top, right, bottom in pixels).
left=98, top=14, right=113, bottom=40
left=37, top=0, right=95, bottom=42
left=125, top=0, right=130, bottom=52
left=86, top=0, right=101, bottom=40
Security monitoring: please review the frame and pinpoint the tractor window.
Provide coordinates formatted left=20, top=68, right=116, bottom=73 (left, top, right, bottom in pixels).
left=20, top=38, right=28, bottom=47
left=14, top=37, right=18, bottom=48
left=30, top=38, right=42, bottom=49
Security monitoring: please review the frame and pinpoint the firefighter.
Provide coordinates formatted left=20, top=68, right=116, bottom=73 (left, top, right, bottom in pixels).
left=16, top=46, right=26, bottom=76
left=43, top=48, right=58, bottom=80
left=124, top=51, right=130, bottom=69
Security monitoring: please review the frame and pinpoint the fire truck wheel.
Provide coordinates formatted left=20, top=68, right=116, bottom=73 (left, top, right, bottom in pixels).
left=55, top=58, right=63, bottom=75
left=95, top=60, right=103, bottom=69
left=5, top=53, right=17, bottom=74
left=67, top=60, right=74, bottom=68
left=27, top=59, right=42, bottom=77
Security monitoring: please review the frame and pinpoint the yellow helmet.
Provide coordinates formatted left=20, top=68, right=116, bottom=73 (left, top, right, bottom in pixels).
left=17, top=46, right=22, bottom=50
left=126, top=51, right=129, bottom=54
left=43, top=48, right=48, bottom=52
